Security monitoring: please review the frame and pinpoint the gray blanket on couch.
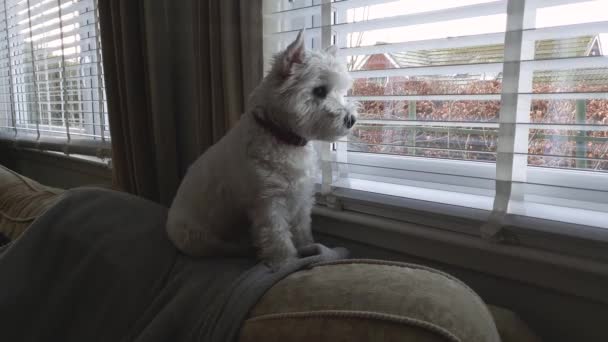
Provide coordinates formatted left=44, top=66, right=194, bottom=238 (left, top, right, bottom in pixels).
left=0, top=188, right=347, bottom=342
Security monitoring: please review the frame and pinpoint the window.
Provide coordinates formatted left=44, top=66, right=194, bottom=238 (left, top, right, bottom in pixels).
left=0, top=0, right=108, bottom=158
left=264, top=0, right=608, bottom=238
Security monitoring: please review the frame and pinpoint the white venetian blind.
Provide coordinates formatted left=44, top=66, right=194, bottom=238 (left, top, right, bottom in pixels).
left=0, top=0, right=109, bottom=157
left=264, top=0, right=608, bottom=235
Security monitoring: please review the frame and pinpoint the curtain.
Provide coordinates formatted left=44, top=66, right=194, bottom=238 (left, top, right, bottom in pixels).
left=193, top=0, right=263, bottom=149
left=99, top=0, right=263, bottom=206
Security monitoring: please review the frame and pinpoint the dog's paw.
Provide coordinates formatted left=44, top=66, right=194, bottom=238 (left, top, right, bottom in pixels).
left=264, top=254, right=299, bottom=272
left=262, top=248, right=298, bottom=272
left=259, top=241, right=298, bottom=272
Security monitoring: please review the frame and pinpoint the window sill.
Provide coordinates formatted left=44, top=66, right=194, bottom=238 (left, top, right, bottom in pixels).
left=42, top=150, right=112, bottom=169
left=311, top=204, right=608, bottom=305
left=0, top=131, right=111, bottom=160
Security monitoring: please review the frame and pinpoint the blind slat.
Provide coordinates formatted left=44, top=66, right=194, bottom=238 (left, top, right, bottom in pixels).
left=341, top=32, right=505, bottom=56
left=348, top=94, right=502, bottom=101
left=350, top=62, right=503, bottom=77
left=525, top=56, right=608, bottom=70
left=350, top=92, right=608, bottom=100
left=269, top=1, right=508, bottom=37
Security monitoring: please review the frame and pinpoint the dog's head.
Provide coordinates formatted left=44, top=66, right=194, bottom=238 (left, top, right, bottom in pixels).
left=251, top=30, right=357, bottom=142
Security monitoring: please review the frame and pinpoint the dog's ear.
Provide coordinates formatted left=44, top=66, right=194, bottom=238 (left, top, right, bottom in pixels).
left=279, top=29, right=306, bottom=77
left=324, top=44, right=338, bottom=57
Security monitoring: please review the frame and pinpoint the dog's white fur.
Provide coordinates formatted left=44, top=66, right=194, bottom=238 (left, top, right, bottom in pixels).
left=166, top=31, right=356, bottom=269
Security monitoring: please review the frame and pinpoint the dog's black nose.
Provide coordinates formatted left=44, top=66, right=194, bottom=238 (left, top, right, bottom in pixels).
left=344, top=114, right=356, bottom=128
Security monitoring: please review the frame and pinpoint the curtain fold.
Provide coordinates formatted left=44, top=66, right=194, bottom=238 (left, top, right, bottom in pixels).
left=99, top=0, right=262, bottom=205
left=191, top=0, right=263, bottom=155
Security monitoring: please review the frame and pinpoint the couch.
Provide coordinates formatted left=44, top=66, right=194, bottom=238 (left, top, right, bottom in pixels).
left=0, top=164, right=541, bottom=341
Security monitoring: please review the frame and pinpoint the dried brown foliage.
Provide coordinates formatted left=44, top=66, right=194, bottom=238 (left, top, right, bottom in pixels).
left=349, top=77, right=608, bottom=170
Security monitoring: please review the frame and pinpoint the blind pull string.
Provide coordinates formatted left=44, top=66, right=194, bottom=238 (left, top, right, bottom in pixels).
left=25, top=0, right=41, bottom=142
left=56, top=0, right=71, bottom=150
left=3, top=0, right=16, bottom=138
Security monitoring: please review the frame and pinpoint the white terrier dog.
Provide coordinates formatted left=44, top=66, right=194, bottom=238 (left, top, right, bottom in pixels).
left=166, top=31, right=357, bottom=269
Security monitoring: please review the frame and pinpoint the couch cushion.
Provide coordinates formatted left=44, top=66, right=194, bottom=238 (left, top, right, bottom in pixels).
left=242, top=259, right=502, bottom=342
left=0, top=164, right=63, bottom=240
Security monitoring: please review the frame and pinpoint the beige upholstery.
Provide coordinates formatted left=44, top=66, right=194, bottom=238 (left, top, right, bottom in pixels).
left=0, top=165, right=541, bottom=341
left=0, top=164, right=64, bottom=240
left=242, top=260, right=504, bottom=342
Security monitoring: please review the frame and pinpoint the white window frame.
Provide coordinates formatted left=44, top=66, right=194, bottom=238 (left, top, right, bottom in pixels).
left=265, top=0, right=608, bottom=270
left=0, top=0, right=110, bottom=160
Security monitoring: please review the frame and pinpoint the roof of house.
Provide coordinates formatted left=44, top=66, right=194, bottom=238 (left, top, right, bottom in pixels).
left=356, top=36, right=601, bottom=69
left=354, top=36, right=608, bottom=85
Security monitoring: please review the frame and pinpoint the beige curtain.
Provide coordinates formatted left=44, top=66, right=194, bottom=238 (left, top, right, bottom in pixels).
left=99, top=0, right=262, bottom=205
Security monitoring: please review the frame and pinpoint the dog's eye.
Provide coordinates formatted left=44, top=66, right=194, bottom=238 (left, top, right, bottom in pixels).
left=313, top=86, right=328, bottom=99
